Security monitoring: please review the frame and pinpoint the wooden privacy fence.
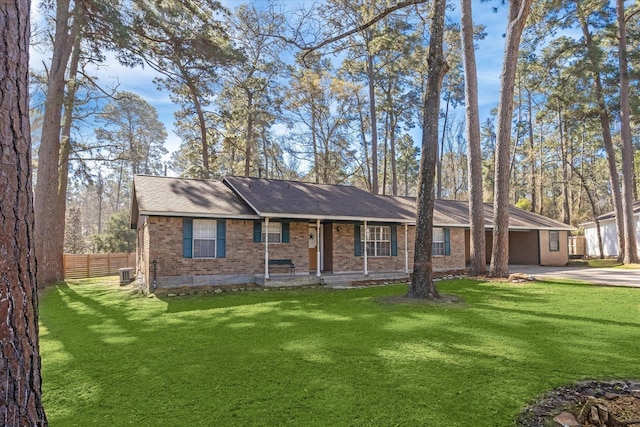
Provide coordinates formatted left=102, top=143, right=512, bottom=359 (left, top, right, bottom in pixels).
left=63, top=253, right=135, bottom=279
left=568, top=236, right=586, bottom=257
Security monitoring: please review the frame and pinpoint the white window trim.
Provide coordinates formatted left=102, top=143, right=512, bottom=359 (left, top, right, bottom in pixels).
left=433, top=227, right=445, bottom=257
left=262, top=222, right=283, bottom=244
left=193, top=219, right=217, bottom=259
left=549, top=230, right=560, bottom=252
left=361, top=225, right=391, bottom=257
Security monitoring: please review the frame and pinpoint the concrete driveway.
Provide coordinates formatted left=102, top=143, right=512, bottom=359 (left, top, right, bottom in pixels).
left=509, top=265, right=640, bottom=288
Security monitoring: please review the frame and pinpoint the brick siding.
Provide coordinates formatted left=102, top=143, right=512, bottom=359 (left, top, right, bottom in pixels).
left=433, top=228, right=465, bottom=270
left=137, top=216, right=466, bottom=289
left=139, top=217, right=309, bottom=288
left=331, top=224, right=464, bottom=273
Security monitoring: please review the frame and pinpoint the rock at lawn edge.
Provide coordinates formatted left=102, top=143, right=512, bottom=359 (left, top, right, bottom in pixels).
left=553, top=412, right=579, bottom=427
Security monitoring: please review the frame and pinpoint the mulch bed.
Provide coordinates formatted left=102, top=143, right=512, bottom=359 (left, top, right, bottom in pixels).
left=517, top=380, right=640, bottom=426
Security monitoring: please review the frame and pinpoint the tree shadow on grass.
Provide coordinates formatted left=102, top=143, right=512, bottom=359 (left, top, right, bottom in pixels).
left=377, top=293, right=465, bottom=306
left=474, top=303, right=640, bottom=329
left=39, top=279, right=640, bottom=426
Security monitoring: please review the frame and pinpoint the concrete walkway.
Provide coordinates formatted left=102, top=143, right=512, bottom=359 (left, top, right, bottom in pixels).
left=509, top=265, right=640, bottom=288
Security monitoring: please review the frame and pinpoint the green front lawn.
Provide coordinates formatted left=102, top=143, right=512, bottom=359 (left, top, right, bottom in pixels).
left=584, top=259, right=623, bottom=268
left=39, top=277, right=640, bottom=426
left=580, top=258, right=640, bottom=269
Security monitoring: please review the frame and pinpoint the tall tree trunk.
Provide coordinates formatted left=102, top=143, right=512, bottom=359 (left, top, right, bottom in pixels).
left=558, top=106, right=571, bottom=225
left=571, top=165, right=604, bottom=259
left=186, top=77, right=210, bottom=179
left=34, top=0, right=77, bottom=285
left=576, top=3, right=625, bottom=262
left=437, top=93, right=450, bottom=199
left=405, top=164, right=409, bottom=196
left=244, top=90, right=254, bottom=177
left=461, top=0, right=486, bottom=276
left=229, top=144, right=236, bottom=175
left=538, top=122, right=544, bottom=214
left=616, top=0, right=639, bottom=263
left=527, top=89, right=537, bottom=212
left=358, top=100, right=372, bottom=191
left=488, top=0, right=533, bottom=278
left=390, top=111, right=398, bottom=196
left=116, top=159, right=124, bottom=212
left=0, top=0, right=48, bottom=422
left=566, top=142, right=573, bottom=221
left=96, top=175, right=104, bottom=234
left=322, top=129, right=330, bottom=184
left=261, top=128, right=269, bottom=179
left=509, top=75, right=522, bottom=187
left=312, top=101, right=319, bottom=184
left=383, top=111, right=389, bottom=194
left=365, top=31, right=379, bottom=194
left=408, top=0, right=448, bottom=299
left=57, top=27, right=82, bottom=271
left=576, top=127, right=585, bottom=213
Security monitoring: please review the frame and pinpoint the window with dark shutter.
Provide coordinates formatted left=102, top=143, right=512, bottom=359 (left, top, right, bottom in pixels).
left=360, top=225, right=391, bottom=257
left=216, top=220, right=226, bottom=258
left=193, top=219, right=216, bottom=258
left=183, top=218, right=193, bottom=258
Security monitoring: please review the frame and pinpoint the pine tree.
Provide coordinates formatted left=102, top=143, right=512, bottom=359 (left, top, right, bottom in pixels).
left=0, top=0, right=48, bottom=422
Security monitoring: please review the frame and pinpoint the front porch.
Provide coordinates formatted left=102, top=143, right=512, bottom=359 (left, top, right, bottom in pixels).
left=255, top=270, right=411, bottom=287
left=255, top=267, right=467, bottom=288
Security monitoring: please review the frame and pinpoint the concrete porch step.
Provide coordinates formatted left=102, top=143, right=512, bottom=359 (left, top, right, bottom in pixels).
left=255, top=271, right=410, bottom=288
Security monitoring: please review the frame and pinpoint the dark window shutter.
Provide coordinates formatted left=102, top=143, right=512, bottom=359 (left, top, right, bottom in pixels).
left=444, top=228, right=451, bottom=256
left=183, top=218, right=193, bottom=258
left=216, top=220, right=226, bottom=258
left=354, top=224, right=362, bottom=256
left=391, top=225, right=398, bottom=256
left=282, top=222, right=290, bottom=243
left=253, top=221, right=262, bottom=242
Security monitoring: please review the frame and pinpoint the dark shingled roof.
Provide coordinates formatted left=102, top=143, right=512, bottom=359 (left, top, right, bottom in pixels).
left=224, top=176, right=573, bottom=230
left=591, top=201, right=640, bottom=222
left=131, top=175, right=257, bottom=227
left=431, top=200, right=574, bottom=229
left=223, top=175, right=416, bottom=221
left=130, top=175, right=574, bottom=231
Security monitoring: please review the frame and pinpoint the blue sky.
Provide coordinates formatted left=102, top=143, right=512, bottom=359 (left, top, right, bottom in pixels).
left=31, top=1, right=509, bottom=160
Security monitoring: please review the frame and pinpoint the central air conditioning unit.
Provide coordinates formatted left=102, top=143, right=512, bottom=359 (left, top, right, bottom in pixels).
left=119, top=267, right=134, bottom=285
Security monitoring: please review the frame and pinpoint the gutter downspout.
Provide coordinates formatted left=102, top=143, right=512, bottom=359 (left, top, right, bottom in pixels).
left=264, top=217, right=270, bottom=279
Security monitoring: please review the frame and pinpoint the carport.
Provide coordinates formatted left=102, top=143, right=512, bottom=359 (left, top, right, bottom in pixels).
left=465, top=230, right=540, bottom=265
left=462, top=206, right=575, bottom=266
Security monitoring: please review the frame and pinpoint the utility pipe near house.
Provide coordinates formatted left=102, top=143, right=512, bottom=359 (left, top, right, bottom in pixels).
left=152, top=259, right=157, bottom=290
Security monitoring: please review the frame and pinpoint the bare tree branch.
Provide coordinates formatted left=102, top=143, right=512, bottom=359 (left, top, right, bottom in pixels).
left=301, top=0, right=428, bottom=58
left=77, top=70, right=121, bottom=99
left=265, top=0, right=429, bottom=62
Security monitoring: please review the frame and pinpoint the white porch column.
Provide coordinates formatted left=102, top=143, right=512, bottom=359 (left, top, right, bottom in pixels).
left=264, top=217, right=270, bottom=279
left=316, top=219, right=321, bottom=277
left=405, top=223, right=409, bottom=273
left=363, top=220, right=368, bottom=276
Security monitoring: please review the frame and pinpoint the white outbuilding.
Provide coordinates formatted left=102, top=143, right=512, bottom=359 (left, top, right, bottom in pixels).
left=581, top=201, right=640, bottom=257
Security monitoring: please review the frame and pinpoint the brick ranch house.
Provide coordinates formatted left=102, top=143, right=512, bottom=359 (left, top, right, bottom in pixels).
left=130, top=175, right=575, bottom=292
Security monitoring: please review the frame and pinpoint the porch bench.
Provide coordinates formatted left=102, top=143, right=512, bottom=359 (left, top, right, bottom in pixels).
left=268, top=259, right=295, bottom=276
